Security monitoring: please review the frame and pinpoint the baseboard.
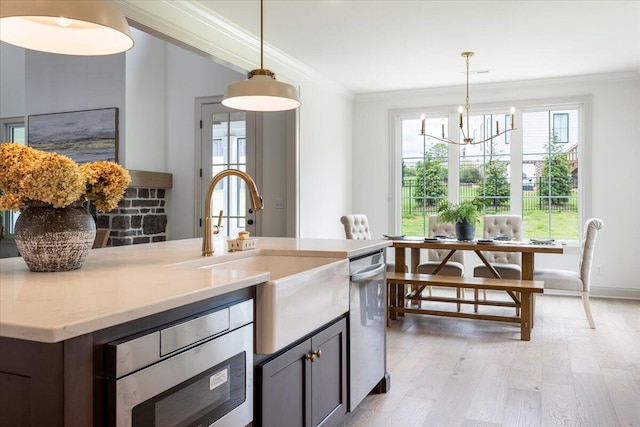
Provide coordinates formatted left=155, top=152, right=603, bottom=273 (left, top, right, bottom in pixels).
left=544, top=287, right=640, bottom=300
left=590, top=286, right=640, bottom=300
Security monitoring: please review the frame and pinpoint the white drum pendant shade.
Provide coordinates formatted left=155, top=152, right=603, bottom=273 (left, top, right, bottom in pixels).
left=0, top=0, right=134, bottom=56
left=223, top=74, right=301, bottom=112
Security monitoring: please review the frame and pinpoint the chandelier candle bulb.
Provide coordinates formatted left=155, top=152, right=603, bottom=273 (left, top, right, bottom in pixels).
left=510, top=107, right=516, bottom=129
left=421, top=114, right=425, bottom=135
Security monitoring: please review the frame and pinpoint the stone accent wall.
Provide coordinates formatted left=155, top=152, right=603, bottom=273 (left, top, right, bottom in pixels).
left=96, top=187, right=167, bottom=246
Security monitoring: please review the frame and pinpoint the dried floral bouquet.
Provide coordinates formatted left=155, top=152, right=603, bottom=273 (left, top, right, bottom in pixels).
left=0, top=142, right=131, bottom=212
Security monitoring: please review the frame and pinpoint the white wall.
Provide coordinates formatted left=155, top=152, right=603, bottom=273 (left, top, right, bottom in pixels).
left=116, top=1, right=355, bottom=239
left=0, top=43, right=25, bottom=118
left=24, top=50, right=126, bottom=151
left=297, top=74, right=353, bottom=238
left=353, top=73, right=640, bottom=297
left=164, top=42, right=245, bottom=240
left=0, top=42, right=125, bottom=155
left=2, top=27, right=295, bottom=243
left=260, top=113, right=289, bottom=237
left=125, top=27, right=166, bottom=170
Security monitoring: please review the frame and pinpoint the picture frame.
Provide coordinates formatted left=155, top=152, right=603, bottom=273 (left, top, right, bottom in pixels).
left=27, top=107, right=118, bottom=164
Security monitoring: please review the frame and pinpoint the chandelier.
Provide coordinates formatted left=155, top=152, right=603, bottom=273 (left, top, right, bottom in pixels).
left=421, top=52, right=516, bottom=145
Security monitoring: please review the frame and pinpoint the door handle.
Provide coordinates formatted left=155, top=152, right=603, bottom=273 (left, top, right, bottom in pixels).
left=351, top=264, right=385, bottom=282
left=304, top=350, right=322, bottom=363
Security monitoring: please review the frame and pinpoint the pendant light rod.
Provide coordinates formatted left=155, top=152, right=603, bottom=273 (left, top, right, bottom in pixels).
left=260, top=0, right=264, bottom=70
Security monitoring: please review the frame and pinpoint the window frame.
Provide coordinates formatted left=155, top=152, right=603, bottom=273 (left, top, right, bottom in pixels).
left=1, top=116, right=26, bottom=236
left=389, top=96, right=592, bottom=243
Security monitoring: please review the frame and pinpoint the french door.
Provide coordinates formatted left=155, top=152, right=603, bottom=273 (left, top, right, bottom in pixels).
left=199, top=100, right=259, bottom=238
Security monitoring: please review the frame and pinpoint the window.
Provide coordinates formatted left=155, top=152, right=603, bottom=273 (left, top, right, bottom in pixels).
left=400, top=116, right=449, bottom=235
left=1, top=117, right=26, bottom=235
left=523, top=109, right=579, bottom=239
left=553, top=113, right=569, bottom=143
left=504, top=114, right=512, bottom=144
left=396, top=101, right=583, bottom=241
left=200, top=102, right=258, bottom=239
left=458, top=113, right=512, bottom=214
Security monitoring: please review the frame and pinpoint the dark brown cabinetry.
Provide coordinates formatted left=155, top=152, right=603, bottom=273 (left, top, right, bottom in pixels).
left=258, top=317, right=347, bottom=427
left=0, top=288, right=253, bottom=426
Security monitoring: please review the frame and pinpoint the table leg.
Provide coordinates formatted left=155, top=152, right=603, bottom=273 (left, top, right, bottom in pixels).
left=388, top=282, right=396, bottom=322
left=522, top=253, right=534, bottom=280
left=520, top=292, right=532, bottom=341
left=410, top=248, right=422, bottom=304
left=521, top=253, right=536, bottom=321
left=410, top=248, right=420, bottom=273
left=395, top=246, right=406, bottom=274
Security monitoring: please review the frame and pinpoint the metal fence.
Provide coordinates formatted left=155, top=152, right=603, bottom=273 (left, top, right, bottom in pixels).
left=402, top=176, right=578, bottom=217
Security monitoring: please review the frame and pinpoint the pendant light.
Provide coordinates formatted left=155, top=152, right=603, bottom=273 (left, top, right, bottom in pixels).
left=222, top=0, right=301, bottom=112
left=0, top=0, right=134, bottom=56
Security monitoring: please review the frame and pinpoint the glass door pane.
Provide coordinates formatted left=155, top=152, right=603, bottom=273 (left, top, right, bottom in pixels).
left=201, top=104, right=256, bottom=239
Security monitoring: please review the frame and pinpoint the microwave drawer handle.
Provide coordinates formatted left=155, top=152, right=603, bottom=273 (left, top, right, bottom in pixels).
left=351, top=263, right=385, bottom=282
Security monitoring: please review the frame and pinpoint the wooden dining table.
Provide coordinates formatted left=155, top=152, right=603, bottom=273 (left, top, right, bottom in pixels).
left=388, top=238, right=564, bottom=323
left=391, top=238, right=564, bottom=279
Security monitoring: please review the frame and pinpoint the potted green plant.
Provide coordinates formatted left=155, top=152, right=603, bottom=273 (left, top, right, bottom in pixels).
left=437, top=199, right=480, bottom=241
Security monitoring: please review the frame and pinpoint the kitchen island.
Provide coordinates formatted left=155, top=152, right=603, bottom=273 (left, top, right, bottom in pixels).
left=0, top=237, right=390, bottom=426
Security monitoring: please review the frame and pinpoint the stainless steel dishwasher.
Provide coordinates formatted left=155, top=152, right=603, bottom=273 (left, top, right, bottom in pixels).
left=348, top=250, right=389, bottom=411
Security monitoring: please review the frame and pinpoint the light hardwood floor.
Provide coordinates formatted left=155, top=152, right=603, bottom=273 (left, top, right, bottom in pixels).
left=344, top=293, right=640, bottom=427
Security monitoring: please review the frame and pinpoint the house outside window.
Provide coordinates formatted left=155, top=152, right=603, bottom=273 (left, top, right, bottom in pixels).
left=398, top=101, right=583, bottom=240
left=553, top=112, right=569, bottom=143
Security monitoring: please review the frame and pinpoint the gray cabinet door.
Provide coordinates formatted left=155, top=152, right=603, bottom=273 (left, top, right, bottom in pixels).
left=259, top=317, right=347, bottom=427
left=311, top=319, right=347, bottom=427
left=259, top=338, right=312, bottom=427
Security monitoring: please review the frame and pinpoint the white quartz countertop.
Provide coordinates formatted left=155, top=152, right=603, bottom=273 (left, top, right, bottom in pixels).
left=0, top=237, right=390, bottom=343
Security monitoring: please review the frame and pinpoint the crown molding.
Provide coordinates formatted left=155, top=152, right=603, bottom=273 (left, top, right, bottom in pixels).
left=355, top=71, right=640, bottom=104
left=114, top=0, right=353, bottom=101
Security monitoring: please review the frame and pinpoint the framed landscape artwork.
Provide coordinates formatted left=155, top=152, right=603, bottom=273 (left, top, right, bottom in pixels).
left=27, top=108, right=118, bottom=164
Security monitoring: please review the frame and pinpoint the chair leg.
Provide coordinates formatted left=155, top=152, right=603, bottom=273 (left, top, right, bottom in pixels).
left=582, top=291, right=596, bottom=329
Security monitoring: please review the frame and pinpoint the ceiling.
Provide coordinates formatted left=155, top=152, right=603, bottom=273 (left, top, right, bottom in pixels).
left=200, top=0, right=640, bottom=94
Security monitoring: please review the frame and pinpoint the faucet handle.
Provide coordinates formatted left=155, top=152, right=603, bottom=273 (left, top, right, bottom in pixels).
left=213, top=210, right=224, bottom=235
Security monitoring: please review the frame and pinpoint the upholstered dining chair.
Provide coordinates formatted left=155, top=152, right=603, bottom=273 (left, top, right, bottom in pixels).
left=340, top=214, right=372, bottom=240
left=534, top=218, right=604, bottom=329
left=416, top=215, right=466, bottom=306
left=340, top=214, right=403, bottom=273
left=473, top=214, right=523, bottom=280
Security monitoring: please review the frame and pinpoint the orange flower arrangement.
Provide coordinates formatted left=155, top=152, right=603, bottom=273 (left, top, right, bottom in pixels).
left=0, top=142, right=130, bottom=212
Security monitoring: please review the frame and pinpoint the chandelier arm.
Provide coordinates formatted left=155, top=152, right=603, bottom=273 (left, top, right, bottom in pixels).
left=469, top=128, right=518, bottom=145
left=459, top=125, right=469, bottom=142
left=422, top=133, right=467, bottom=146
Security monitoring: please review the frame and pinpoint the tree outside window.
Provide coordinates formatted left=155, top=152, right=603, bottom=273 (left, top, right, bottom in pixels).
left=399, top=104, right=581, bottom=240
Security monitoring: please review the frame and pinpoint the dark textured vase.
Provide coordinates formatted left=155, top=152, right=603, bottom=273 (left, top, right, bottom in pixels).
left=14, top=201, right=96, bottom=272
left=455, top=220, right=476, bottom=241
